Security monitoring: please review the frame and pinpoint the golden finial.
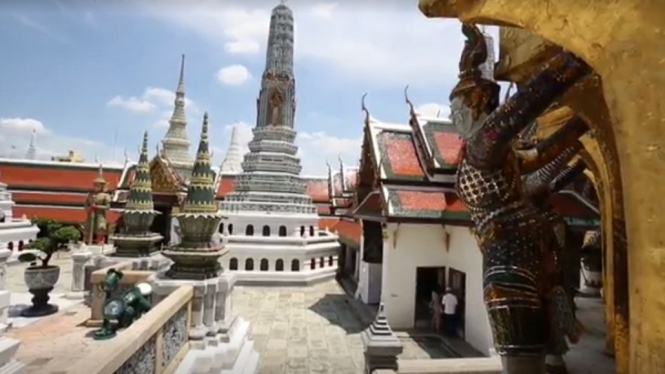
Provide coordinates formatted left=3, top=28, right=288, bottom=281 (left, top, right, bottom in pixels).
left=94, top=163, right=106, bottom=185
left=404, top=85, right=416, bottom=117
left=326, top=159, right=331, bottom=172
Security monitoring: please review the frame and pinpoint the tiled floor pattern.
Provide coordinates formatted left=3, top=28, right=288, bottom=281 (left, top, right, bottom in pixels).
left=234, top=280, right=447, bottom=374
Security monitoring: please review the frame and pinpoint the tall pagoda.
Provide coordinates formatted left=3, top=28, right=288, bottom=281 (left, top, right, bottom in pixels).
left=161, top=54, right=194, bottom=181
left=219, top=3, right=316, bottom=215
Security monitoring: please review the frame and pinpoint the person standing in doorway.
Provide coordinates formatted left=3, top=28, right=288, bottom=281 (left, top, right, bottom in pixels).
left=441, top=287, right=458, bottom=336
left=430, top=287, right=442, bottom=332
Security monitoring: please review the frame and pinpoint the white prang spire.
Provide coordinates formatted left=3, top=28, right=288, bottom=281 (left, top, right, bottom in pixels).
left=161, top=54, right=193, bottom=180
left=219, top=124, right=244, bottom=174
left=25, top=129, right=37, bottom=160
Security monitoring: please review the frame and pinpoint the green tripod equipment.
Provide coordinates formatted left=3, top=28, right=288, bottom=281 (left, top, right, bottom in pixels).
left=93, top=268, right=153, bottom=340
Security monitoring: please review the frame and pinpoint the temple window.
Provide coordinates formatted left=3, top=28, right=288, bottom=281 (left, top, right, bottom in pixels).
left=245, top=258, right=254, bottom=271
left=309, top=226, right=315, bottom=237
left=262, top=225, right=270, bottom=237
left=229, top=258, right=238, bottom=270
left=219, top=223, right=224, bottom=234
left=310, top=259, right=316, bottom=270
left=329, top=256, right=333, bottom=266
left=300, top=226, right=305, bottom=236
left=18, top=241, right=24, bottom=252
left=260, top=258, right=269, bottom=271
left=278, top=226, right=287, bottom=237
left=319, top=257, right=325, bottom=268
left=7, top=242, right=13, bottom=251
left=245, top=225, right=254, bottom=236
left=228, top=224, right=234, bottom=235
left=291, top=259, right=300, bottom=272
left=276, top=259, right=284, bottom=271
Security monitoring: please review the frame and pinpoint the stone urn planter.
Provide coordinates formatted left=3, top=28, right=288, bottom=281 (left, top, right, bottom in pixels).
left=21, top=265, right=61, bottom=317
left=18, top=219, right=82, bottom=317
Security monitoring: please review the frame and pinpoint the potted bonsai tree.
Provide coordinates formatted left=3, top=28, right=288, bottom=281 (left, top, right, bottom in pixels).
left=18, top=218, right=81, bottom=317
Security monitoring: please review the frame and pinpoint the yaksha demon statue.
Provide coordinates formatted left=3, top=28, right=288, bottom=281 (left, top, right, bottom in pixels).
left=449, top=23, right=591, bottom=373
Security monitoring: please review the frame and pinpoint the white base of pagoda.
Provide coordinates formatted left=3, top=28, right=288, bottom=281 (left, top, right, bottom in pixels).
left=222, top=240, right=340, bottom=286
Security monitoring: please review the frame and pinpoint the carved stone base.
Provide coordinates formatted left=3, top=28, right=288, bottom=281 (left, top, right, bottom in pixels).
left=110, top=233, right=163, bottom=258
left=161, top=245, right=228, bottom=280
left=20, top=287, right=58, bottom=318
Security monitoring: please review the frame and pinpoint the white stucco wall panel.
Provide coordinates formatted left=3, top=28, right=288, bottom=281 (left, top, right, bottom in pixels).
left=381, top=223, right=493, bottom=355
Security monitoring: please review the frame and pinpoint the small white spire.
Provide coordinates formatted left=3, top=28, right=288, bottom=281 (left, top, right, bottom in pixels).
left=219, top=123, right=244, bottom=174
left=25, top=129, right=37, bottom=160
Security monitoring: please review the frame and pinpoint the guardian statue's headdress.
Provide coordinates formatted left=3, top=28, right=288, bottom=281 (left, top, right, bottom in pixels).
left=449, top=23, right=500, bottom=120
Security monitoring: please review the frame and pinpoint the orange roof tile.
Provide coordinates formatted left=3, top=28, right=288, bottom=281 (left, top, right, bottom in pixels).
left=432, top=132, right=464, bottom=166
left=216, top=175, right=236, bottom=198
left=305, top=178, right=329, bottom=202
left=333, top=219, right=361, bottom=245
left=0, top=161, right=123, bottom=191
left=14, top=206, right=121, bottom=224
left=11, top=192, right=88, bottom=205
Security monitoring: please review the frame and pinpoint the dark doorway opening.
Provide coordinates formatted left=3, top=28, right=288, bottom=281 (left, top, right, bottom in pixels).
left=448, top=267, right=467, bottom=338
left=415, top=266, right=446, bottom=329
left=151, top=205, right=172, bottom=248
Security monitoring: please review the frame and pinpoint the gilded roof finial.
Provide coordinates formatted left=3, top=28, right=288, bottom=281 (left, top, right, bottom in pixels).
left=404, top=85, right=416, bottom=117
left=326, top=159, right=331, bottom=172
left=361, top=93, right=370, bottom=126
left=94, top=163, right=106, bottom=185
left=338, top=153, right=343, bottom=166
left=176, top=54, right=185, bottom=93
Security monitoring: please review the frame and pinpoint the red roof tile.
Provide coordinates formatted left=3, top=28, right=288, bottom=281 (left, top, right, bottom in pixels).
left=14, top=206, right=121, bottom=224
left=216, top=175, right=236, bottom=198
left=432, top=132, right=464, bottom=166
left=318, top=218, right=339, bottom=230
left=305, top=179, right=329, bottom=202
left=378, top=132, right=425, bottom=179
left=11, top=192, right=87, bottom=205
left=0, top=162, right=123, bottom=191
left=333, top=219, right=361, bottom=245
left=395, top=190, right=447, bottom=211
left=317, top=205, right=331, bottom=214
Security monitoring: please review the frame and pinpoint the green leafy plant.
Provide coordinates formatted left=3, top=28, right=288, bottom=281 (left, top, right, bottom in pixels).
left=18, top=220, right=81, bottom=268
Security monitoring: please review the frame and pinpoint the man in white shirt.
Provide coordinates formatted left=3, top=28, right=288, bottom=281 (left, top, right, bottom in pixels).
left=441, top=287, right=458, bottom=336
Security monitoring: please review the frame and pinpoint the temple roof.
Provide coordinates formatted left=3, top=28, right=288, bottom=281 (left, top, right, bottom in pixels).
left=0, top=158, right=124, bottom=193
left=13, top=205, right=121, bottom=224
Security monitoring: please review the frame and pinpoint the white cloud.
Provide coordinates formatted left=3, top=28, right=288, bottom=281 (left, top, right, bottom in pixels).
left=139, top=1, right=499, bottom=88
left=0, top=117, right=122, bottom=164
left=416, top=103, right=451, bottom=118
left=311, top=3, right=338, bottom=18
left=107, top=95, right=157, bottom=113
left=216, top=65, right=252, bottom=86
left=0, top=118, right=50, bottom=135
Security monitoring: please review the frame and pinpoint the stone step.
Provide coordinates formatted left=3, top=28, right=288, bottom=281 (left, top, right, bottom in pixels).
left=221, top=340, right=258, bottom=374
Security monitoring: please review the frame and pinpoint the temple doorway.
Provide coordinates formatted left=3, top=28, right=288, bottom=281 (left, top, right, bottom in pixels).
left=415, top=266, right=446, bottom=329
left=447, top=267, right=466, bottom=338
left=151, top=205, right=172, bottom=248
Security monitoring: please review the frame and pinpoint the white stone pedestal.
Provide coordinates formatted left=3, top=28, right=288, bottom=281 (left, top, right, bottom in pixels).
left=0, top=291, right=25, bottom=374
left=65, top=250, right=93, bottom=300
left=151, top=272, right=258, bottom=374
left=0, top=250, right=11, bottom=291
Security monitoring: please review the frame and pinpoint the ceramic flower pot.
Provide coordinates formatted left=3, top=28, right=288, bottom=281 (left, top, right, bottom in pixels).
left=24, top=265, right=61, bottom=290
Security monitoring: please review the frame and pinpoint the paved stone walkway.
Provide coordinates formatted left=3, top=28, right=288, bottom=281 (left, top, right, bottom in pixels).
left=235, top=281, right=366, bottom=374
left=234, top=280, right=448, bottom=374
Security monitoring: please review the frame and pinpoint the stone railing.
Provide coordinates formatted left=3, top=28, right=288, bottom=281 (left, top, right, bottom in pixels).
left=70, top=285, right=193, bottom=374
left=86, top=261, right=154, bottom=326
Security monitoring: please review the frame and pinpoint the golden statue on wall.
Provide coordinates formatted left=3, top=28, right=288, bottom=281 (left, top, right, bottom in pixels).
left=84, top=164, right=111, bottom=245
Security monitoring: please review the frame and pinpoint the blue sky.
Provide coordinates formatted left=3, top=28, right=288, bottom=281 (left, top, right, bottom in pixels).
left=0, top=0, right=500, bottom=175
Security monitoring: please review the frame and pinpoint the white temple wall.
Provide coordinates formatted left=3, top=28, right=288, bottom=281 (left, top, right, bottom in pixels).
left=381, top=223, right=493, bottom=355
left=220, top=213, right=319, bottom=238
